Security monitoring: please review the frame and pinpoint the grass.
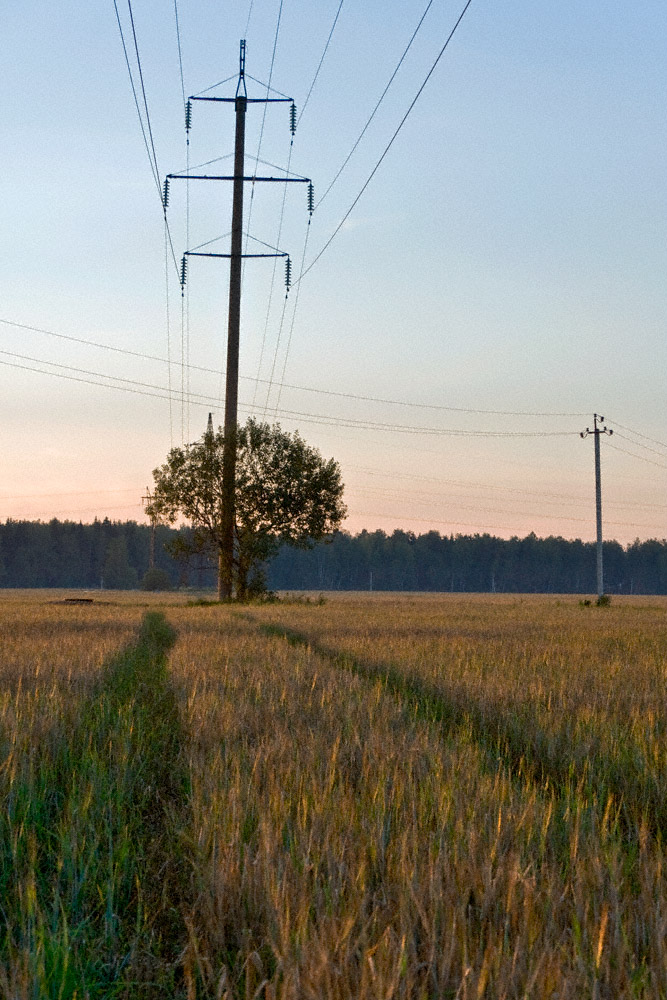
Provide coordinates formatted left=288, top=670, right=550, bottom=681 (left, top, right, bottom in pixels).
left=0, top=600, right=188, bottom=997
left=2, top=591, right=667, bottom=996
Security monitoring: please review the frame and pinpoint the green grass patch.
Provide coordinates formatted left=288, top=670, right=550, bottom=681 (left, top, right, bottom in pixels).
left=0, top=612, right=190, bottom=998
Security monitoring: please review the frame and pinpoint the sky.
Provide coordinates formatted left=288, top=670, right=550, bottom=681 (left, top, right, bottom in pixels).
left=1, top=0, right=666, bottom=544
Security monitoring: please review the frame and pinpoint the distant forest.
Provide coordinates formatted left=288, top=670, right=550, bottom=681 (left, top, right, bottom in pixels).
left=1, top=518, right=667, bottom=594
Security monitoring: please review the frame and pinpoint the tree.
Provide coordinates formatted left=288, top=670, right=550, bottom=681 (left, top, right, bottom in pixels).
left=141, top=567, right=173, bottom=591
left=103, top=536, right=138, bottom=590
left=146, top=418, right=346, bottom=600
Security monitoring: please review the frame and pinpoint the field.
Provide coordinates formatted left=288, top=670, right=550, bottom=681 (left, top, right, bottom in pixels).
left=1, top=591, right=667, bottom=998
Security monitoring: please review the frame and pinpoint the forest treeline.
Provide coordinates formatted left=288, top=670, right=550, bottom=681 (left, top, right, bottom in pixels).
left=1, top=518, right=666, bottom=594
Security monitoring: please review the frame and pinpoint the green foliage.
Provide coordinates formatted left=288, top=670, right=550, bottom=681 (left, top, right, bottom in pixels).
left=146, top=418, right=346, bottom=600
left=102, top=536, right=138, bottom=589
left=141, top=567, right=173, bottom=591
left=597, top=593, right=612, bottom=607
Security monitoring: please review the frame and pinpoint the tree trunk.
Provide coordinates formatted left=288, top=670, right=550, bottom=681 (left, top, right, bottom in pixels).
left=217, top=549, right=225, bottom=601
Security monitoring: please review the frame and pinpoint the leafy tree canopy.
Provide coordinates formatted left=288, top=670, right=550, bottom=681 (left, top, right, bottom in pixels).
left=145, top=418, right=346, bottom=599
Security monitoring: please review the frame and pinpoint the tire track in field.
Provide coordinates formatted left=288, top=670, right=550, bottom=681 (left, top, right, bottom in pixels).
left=0, top=612, right=191, bottom=998
left=248, top=617, right=655, bottom=849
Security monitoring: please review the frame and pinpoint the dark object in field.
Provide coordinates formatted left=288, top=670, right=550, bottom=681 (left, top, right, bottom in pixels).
left=62, top=598, right=95, bottom=604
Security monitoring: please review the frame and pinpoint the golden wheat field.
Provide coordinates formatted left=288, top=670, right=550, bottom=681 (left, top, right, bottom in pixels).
left=1, top=590, right=667, bottom=998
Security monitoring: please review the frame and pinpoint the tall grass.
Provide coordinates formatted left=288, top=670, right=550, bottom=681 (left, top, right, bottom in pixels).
left=169, top=602, right=667, bottom=997
left=0, top=603, right=188, bottom=998
left=4, top=593, right=667, bottom=996
left=249, top=596, right=667, bottom=840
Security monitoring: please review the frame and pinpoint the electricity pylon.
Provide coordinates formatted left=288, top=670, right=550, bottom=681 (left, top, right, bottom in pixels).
left=580, top=414, right=613, bottom=599
left=165, top=40, right=312, bottom=599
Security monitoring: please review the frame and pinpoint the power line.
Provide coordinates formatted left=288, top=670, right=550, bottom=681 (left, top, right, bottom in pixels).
left=298, top=0, right=345, bottom=126
left=0, top=488, right=139, bottom=501
left=126, top=0, right=161, bottom=185
left=316, top=0, right=434, bottom=208
left=613, top=430, right=667, bottom=458
left=0, top=354, right=580, bottom=438
left=608, top=420, right=667, bottom=452
left=111, top=0, right=181, bottom=280
left=244, top=0, right=255, bottom=39
left=269, top=217, right=312, bottom=413
left=350, top=487, right=664, bottom=531
left=1, top=502, right=145, bottom=519
left=163, top=221, right=174, bottom=444
left=348, top=465, right=667, bottom=511
left=173, top=0, right=187, bottom=108
left=608, top=440, right=667, bottom=473
left=348, top=508, right=665, bottom=536
left=0, top=317, right=590, bottom=417
left=112, top=0, right=160, bottom=195
left=298, top=0, right=475, bottom=285
left=243, top=2, right=284, bottom=270
left=252, top=134, right=295, bottom=408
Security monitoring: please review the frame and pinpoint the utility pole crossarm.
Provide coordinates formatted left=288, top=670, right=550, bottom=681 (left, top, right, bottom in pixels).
left=168, top=174, right=310, bottom=183
left=185, top=251, right=288, bottom=259
left=190, top=96, right=293, bottom=104
left=580, top=414, right=613, bottom=600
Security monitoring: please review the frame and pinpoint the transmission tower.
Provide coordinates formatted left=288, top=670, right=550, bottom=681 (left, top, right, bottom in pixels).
left=165, top=40, right=312, bottom=599
left=580, top=414, right=613, bottom=599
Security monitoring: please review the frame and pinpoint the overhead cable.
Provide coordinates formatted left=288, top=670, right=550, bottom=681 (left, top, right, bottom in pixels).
left=112, top=0, right=161, bottom=195
left=610, top=422, right=667, bottom=453
left=0, top=488, right=140, bottom=501
left=0, top=355, right=579, bottom=438
left=243, top=0, right=284, bottom=270
left=126, top=0, right=161, bottom=185
left=298, top=0, right=345, bottom=126
left=317, top=0, right=434, bottom=208
left=269, top=218, right=312, bottom=414
left=351, top=489, right=664, bottom=531
left=348, top=465, right=667, bottom=511
left=350, top=508, right=665, bottom=534
left=173, top=0, right=187, bottom=108
left=298, top=0, right=475, bottom=285
left=0, top=318, right=588, bottom=417
left=607, top=441, right=667, bottom=473
left=111, top=0, right=181, bottom=279
left=613, top=432, right=667, bottom=460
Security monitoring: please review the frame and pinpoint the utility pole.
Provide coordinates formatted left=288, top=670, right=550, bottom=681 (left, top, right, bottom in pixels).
left=166, top=40, right=312, bottom=599
left=580, top=414, right=613, bottom=599
left=142, top=487, right=156, bottom=571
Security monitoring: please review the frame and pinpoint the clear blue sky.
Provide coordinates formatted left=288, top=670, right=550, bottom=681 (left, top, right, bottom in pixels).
left=1, top=0, right=666, bottom=543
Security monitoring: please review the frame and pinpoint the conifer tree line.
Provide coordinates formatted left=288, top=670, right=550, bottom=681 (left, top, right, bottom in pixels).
left=1, top=519, right=666, bottom=594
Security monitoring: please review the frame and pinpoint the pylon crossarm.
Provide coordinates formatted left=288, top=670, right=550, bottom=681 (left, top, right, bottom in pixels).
left=185, top=251, right=288, bottom=259
left=167, top=174, right=309, bottom=183
left=190, top=96, right=293, bottom=104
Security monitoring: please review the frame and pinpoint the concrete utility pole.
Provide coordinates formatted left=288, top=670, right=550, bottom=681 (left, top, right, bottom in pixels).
left=166, top=40, right=312, bottom=599
left=580, top=414, right=613, bottom=599
left=219, top=59, right=247, bottom=600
